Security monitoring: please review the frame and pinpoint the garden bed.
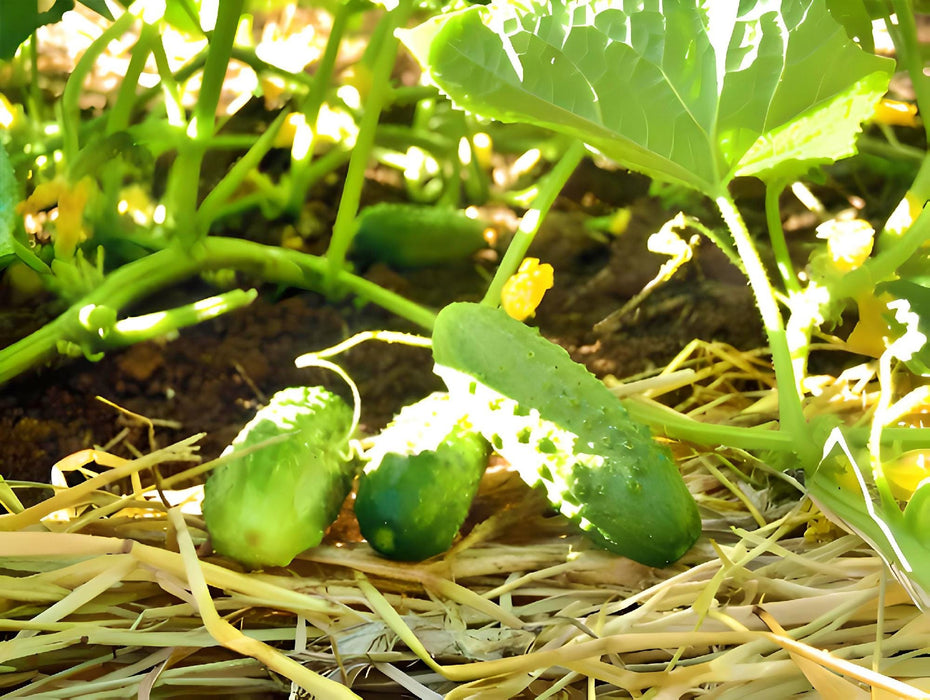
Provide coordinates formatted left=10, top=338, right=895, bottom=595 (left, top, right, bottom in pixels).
left=3, top=2, right=930, bottom=698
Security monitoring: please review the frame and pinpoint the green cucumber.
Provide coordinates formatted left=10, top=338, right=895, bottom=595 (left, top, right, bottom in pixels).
left=351, top=202, right=488, bottom=268
left=354, top=393, right=490, bottom=561
left=431, top=302, right=701, bottom=567
left=203, top=386, right=356, bottom=569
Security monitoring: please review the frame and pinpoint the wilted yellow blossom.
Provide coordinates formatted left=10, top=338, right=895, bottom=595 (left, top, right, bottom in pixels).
left=804, top=510, right=845, bottom=542
left=16, top=176, right=96, bottom=258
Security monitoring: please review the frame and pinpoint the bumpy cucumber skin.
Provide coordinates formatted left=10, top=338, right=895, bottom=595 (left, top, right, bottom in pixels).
left=432, top=303, right=701, bottom=567
left=354, top=393, right=490, bottom=561
left=203, top=387, right=356, bottom=569
left=352, top=203, right=487, bottom=268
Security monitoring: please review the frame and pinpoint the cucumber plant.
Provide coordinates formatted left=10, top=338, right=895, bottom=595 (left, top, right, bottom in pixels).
left=399, top=0, right=930, bottom=604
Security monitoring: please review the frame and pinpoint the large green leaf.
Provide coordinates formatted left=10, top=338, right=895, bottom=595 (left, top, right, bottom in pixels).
left=825, top=0, right=875, bottom=52
left=399, top=0, right=894, bottom=196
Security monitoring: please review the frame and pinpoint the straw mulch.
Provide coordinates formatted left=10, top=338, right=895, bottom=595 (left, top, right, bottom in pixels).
left=2, top=342, right=929, bottom=699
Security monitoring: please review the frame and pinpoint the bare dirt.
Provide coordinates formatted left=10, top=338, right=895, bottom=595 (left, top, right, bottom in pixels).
left=0, top=159, right=767, bottom=500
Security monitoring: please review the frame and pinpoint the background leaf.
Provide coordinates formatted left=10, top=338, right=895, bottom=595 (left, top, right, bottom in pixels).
left=878, top=279, right=930, bottom=377
left=0, top=0, right=112, bottom=60
left=0, top=0, right=73, bottom=61
left=400, top=0, right=893, bottom=196
left=0, top=141, right=18, bottom=269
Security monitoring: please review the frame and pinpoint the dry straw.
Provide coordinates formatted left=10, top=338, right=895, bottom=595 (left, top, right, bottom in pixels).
left=2, top=342, right=929, bottom=698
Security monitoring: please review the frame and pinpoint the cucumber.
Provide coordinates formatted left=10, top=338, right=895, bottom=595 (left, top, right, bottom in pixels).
left=354, top=393, right=490, bottom=561
left=431, top=303, right=700, bottom=567
left=203, top=386, right=356, bottom=569
left=351, top=202, right=488, bottom=268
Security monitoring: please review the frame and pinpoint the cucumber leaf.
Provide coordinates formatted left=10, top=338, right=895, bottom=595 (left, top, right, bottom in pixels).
left=809, top=428, right=930, bottom=611
left=825, top=0, right=876, bottom=52
left=399, top=0, right=893, bottom=196
left=878, top=279, right=930, bottom=377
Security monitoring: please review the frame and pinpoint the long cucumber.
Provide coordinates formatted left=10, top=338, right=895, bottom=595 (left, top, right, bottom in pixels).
left=431, top=302, right=701, bottom=567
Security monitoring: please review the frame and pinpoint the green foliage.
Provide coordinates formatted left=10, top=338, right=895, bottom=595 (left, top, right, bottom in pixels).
left=400, top=0, right=893, bottom=194
left=878, top=278, right=930, bottom=376
left=432, top=302, right=701, bottom=567
left=1, top=0, right=929, bottom=607
left=825, top=0, right=876, bottom=52
left=203, top=386, right=357, bottom=569
left=162, top=0, right=202, bottom=35
left=0, top=141, right=17, bottom=270
left=0, top=0, right=113, bottom=60
left=355, top=392, right=490, bottom=561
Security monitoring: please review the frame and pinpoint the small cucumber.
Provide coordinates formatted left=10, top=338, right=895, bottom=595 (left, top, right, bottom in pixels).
left=351, top=203, right=488, bottom=268
left=203, top=386, right=356, bottom=569
left=354, top=393, right=490, bottom=561
left=431, top=303, right=701, bottom=567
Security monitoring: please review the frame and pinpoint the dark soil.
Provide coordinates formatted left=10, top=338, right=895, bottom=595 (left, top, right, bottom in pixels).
left=0, top=160, right=767, bottom=501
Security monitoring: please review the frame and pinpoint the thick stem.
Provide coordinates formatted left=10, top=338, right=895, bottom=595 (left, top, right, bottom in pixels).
left=108, top=289, right=259, bottom=346
left=624, top=399, right=794, bottom=452
left=196, top=109, right=289, bottom=230
left=0, top=238, right=435, bottom=386
left=714, top=193, right=815, bottom=464
left=324, top=1, right=413, bottom=289
left=106, top=31, right=153, bottom=134
left=889, top=0, right=930, bottom=145
left=190, top=0, right=243, bottom=143
left=481, top=140, right=586, bottom=307
left=285, top=0, right=357, bottom=214
left=165, top=0, right=244, bottom=242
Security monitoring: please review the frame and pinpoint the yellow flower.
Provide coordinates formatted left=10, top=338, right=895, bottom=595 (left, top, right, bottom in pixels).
left=16, top=176, right=96, bottom=258
left=501, top=257, right=554, bottom=321
left=873, top=98, right=919, bottom=128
